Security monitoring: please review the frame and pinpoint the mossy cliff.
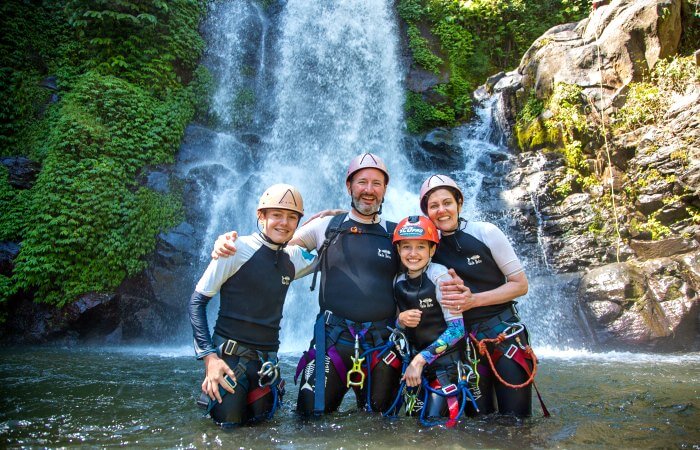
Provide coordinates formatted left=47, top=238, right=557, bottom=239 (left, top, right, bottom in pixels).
left=498, top=0, right=699, bottom=350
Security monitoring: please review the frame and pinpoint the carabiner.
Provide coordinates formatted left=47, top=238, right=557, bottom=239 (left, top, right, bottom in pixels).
left=258, top=360, right=280, bottom=387
left=501, top=322, right=525, bottom=340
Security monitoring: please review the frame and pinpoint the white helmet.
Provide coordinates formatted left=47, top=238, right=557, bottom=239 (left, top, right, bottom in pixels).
left=419, top=174, right=464, bottom=214
left=346, top=152, right=390, bottom=184
left=257, top=184, right=304, bottom=217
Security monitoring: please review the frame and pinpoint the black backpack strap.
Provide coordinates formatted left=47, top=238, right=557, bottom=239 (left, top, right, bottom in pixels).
left=309, top=213, right=348, bottom=292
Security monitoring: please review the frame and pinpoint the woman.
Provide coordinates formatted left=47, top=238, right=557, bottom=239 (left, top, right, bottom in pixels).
left=400, top=174, right=534, bottom=417
left=189, top=184, right=315, bottom=427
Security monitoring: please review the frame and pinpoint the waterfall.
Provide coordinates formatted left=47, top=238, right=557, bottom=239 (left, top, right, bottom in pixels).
left=183, top=0, right=581, bottom=353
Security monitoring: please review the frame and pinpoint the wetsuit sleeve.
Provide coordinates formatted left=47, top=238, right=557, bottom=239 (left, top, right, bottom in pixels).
left=419, top=318, right=465, bottom=365
left=195, top=243, right=247, bottom=296
left=474, top=222, right=524, bottom=277
left=286, top=245, right=318, bottom=279
left=188, top=291, right=216, bottom=359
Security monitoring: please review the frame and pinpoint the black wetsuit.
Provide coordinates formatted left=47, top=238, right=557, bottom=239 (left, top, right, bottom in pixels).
left=189, top=233, right=314, bottom=426
left=294, top=211, right=401, bottom=415
left=433, top=221, right=532, bottom=417
left=394, top=263, right=465, bottom=419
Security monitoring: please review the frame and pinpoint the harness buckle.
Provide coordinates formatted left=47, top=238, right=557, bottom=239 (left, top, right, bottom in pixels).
left=387, top=326, right=409, bottom=358
left=223, top=339, right=239, bottom=356
left=442, top=384, right=458, bottom=395
left=504, top=344, right=518, bottom=359
left=382, top=350, right=397, bottom=366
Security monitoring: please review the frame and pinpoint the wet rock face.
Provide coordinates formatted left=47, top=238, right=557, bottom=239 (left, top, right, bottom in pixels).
left=518, top=0, right=682, bottom=110
left=577, top=251, right=699, bottom=351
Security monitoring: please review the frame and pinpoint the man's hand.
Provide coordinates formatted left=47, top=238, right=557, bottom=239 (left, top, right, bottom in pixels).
left=398, top=309, right=422, bottom=328
left=439, top=268, right=474, bottom=314
left=202, top=354, right=236, bottom=403
left=211, top=231, right=238, bottom=260
left=302, top=209, right=346, bottom=225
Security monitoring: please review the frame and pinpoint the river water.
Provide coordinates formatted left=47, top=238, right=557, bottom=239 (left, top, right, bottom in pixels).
left=1, top=346, right=698, bottom=448
left=2, top=1, right=698, bottom=447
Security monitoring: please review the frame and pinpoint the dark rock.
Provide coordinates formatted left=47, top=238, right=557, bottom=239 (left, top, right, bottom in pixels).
left=630, top=237, right=699, bottom=259
left=483, top=72, right=505, bottom=93
left=417, top=128, right=463, bottom=170
left=406, top=67, right=447, bottom=93
left=0, top=242, right=20, bottom=276
left=38, top=76, right=58, bottom=91
left=493, top=72, right=522, bottom=94
left=0, top=157, right=41, bottom=189
left=635, top=193, right=664, bottom=214
left=146, top=170, right=170, bottom=194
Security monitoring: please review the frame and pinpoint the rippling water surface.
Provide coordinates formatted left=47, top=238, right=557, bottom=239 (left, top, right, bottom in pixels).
left=1, top=347, right=698, bottom=448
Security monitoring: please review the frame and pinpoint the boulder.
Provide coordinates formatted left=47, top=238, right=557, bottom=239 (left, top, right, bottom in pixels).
left=577, top=252, right=699, bottom=351
left=516, top=0, right=682, bottom=111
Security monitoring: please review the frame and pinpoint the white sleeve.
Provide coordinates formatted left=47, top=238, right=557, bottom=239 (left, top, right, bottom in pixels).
left=469, top=222, right=524, bottom=277
left=429, top=264, right=461, bottom=322
left=293, top=215, right=333, bottom=251
left=194, top=238, right=256, bottom=296
left=286, top=245, right=318, bottom=280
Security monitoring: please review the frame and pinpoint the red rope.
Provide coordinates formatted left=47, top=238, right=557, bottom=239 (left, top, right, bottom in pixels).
left=470, top=333, right=538, bottom=389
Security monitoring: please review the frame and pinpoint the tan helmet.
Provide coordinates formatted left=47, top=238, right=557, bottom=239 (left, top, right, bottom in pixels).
left=346, top=152, right=390, bottom=184
left=257, top=184, right=304, bottom=217
left=419, top=174, right=464, bottom=214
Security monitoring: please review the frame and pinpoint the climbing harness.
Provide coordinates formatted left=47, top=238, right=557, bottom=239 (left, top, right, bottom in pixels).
left=468, top=319, right=550, bottom=417
left=295, top=311, right=401, bottom=415
left=200, top=338, right=285, bottom=421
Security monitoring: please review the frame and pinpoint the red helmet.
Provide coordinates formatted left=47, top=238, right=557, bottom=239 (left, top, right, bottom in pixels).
left=346, top=152, right=389, bottom=184
left=392, top=216, right=440, bottom=245
left=419, top=174, right=464, bottom=214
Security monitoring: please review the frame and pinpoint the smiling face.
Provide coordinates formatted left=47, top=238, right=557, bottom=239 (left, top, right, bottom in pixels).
left=259, top=208, right=301, bottom=244
left=397, top=239, right=436, bottom=278
left=346, top=167, right=387, bottom=217
left=425, top=188, right=462, bottom=233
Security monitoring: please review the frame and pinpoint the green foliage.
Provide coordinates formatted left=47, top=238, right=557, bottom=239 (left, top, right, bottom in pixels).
left=614, top=83, right=667, bottom=131
left=405, top=91, right=456, bottom=133
left=406, top=25, right=443, bottom=75
left=398, top=0, right=590, bottom=132
left=1, top=1, right=204, bottom=306
left=64, top=0, right=206, bottom=94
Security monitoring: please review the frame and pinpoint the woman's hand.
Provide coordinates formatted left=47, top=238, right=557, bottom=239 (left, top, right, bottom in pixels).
left=439, top=268, right=474, bottom=314
left=398, top=309, right=422, bottom=328
left=202, top=354, right=236, bottom=403
left=211, top=231, right=238, bottom=259
left=402, top=354, right=426, bottom=387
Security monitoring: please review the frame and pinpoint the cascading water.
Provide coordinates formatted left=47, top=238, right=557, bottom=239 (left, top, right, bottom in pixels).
left=189, top=0, right=417, bottom=351
left=189, top=0, right=581, bottom=353
left=4, top=2, right=699, bottom=448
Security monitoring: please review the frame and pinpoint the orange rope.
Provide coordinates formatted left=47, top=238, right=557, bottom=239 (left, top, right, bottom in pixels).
left=470, top=333, right=538, bottom=389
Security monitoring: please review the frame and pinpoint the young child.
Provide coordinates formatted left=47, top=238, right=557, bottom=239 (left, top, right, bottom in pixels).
left=393, top=215, right=467, bottom=423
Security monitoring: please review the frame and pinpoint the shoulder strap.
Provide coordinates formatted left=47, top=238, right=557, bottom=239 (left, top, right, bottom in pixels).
left=309, top=213, right=348, bottom=292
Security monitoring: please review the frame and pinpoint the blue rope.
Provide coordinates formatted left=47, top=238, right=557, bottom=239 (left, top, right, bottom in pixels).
left=359, top=341, right=395, bottom=412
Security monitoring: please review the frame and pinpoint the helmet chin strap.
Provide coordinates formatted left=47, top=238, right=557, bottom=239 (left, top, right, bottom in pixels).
left=257, top=221, right=289, bottom=266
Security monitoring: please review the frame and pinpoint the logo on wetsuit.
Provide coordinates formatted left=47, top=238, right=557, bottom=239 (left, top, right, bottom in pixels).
left=419, top=298, right=434, bottom=308
left=466, top=254, right=482, bottom=266
left=281, top=275, right=291, bottom=285
left=377, top=249, right=392, bottom=259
